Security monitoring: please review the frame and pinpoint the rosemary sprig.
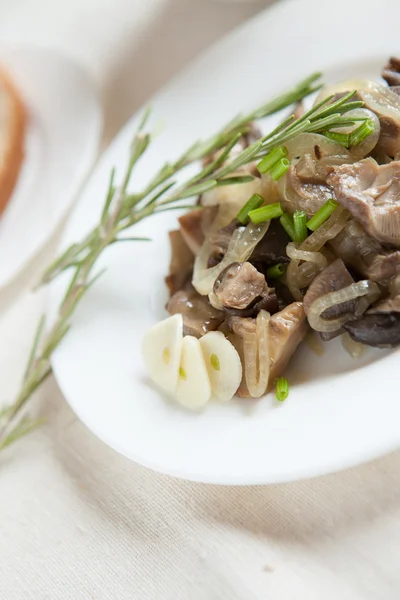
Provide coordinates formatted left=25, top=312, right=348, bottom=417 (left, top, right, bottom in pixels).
left=0, top=74, right=372, bottom=451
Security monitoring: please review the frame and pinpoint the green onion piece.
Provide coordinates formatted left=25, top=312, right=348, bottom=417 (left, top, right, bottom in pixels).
left=275, top=377, right=289, bottom=402
left=249, top=202, right=283, bottom=224
left=236, top=193, right=264, bottom=224
left=280, top=213, right=296, bottom=241
left=257, top=146, right=288, bottom=174
left=307, top=199, right=339, bottom=231
left=270, top=158, right=290, bottom=181
left=324, top=131, right=350, bottom=147
left=266, top=263, right=285, bottom=279
left=293, top=210, right=308, bottom=243
left=350, top=118, right=375, bottom=146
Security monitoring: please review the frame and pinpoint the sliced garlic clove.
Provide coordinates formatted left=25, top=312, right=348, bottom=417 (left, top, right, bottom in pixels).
left=142, top=314, right=183, bottom=394
left=199, top=331, right=242, bottom=402
left=176, top=335, right=211, bottom=410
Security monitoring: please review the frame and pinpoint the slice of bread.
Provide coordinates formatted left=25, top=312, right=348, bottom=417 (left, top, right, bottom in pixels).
left=0, top=66, right=26, bottom=216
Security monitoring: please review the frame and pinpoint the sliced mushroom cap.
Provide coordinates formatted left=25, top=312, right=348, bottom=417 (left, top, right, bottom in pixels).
left=223, top=291, right=279, bottom=319
left=344, top=296, right=400, bottom=348
left=178, top=207, right=216, bottom=255
left=328, top=218, right=400, bottom=281
left=278, top=163, right=333, bottom=217
left=166, top=286, right=224, bottom=338
left=328, top=158, right=400, bottom=246
left=303, top=259, right=355, bottom=318
left=303, top=259, right=360, bottom=339
left=344, top=294, right=400, bottom=348
left=328, top=220, right=376, bottom=278
left=382, top=57, right=400, bottom=87
left=208, top=220, right=239, bottom=256
left=229, top=315, right=256, bottom=337
left=249, top=219, right=291, bottom=266
left=228, top=302, right=308, bottom=396
left=213, top=261, right=268, bottom=310
left=165, top=230, right=194, bottom=296
left=268, top=302, right=308, bottom=388
left=366, top=250, right=400, bottom=281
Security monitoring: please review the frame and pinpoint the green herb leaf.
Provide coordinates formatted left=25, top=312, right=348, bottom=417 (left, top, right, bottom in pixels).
left=249, top=202, right=283, bottom=224
left=307, top=199, right=339, bottom=231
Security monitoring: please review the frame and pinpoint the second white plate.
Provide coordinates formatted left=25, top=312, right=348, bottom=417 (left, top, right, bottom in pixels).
left=0, top=46, right=102, bottom=287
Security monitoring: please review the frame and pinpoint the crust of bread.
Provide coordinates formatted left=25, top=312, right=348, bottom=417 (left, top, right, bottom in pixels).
left=0, top=66, right=26, bottom=216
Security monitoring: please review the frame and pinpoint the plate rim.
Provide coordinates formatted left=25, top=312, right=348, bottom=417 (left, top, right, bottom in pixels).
left=0, top=44, right=103, bottom=288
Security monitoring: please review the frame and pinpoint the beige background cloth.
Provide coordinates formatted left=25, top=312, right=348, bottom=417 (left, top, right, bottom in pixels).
left=0, top=1, right=399, bottom=598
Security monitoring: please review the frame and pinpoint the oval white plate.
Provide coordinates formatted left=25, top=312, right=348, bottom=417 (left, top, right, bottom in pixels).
left=0, top=46, right=102, bottom=287
left=50, top=0, right=400, bottom=484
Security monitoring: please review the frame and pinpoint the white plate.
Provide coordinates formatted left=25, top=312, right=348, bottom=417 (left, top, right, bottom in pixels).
left=0, top=46, right=102, bottom=287
left=49, top=0, right=400, bottom=484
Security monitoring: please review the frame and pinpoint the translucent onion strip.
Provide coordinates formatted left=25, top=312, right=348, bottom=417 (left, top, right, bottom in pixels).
left=285, top=133, right=352, bottom=162
left=284, top=242, right=329, bottom=301
left=300, top=207, right=350, bottom=252
left=285, top=260, right=305, bottom=301
left=243, top=310, right=270, bottom=398
left=286, top=243, right=328, bottom=270
left=193, top=220, right=270, bottom=296
left=307, top=280, right=380, bottom=332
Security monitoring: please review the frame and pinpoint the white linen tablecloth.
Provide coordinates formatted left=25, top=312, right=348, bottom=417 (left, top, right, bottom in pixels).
left=0, top=1, right=400, bottom=598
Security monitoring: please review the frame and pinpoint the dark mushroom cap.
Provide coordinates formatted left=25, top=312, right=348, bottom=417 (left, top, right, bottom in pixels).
left=344, top=313, right=400, bottom=347
left=344, top=293, right=400, bottom=347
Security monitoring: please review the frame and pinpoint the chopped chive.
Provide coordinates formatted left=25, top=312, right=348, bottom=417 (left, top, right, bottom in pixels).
left=257, top=146, right=288, bottom=174
left=249, top=202, right=283, bottom=224
left=307, top=199, right=339, bottom=231
left=237, top=193, right=264, bottom=224
left=350, top=118, right=375, bottom=146
left=293, top=210, right=308, bottom=243
left=266, top=263, right=285, bottom=279
left=269, top=158, right=290, bottom=181
left=323, top=131, right=350, bottom=147
left=280, top=213, right=296, bottom=241
left=210, top=353, right=220, bottom=371
left=275, top=377, right=289, bottom=402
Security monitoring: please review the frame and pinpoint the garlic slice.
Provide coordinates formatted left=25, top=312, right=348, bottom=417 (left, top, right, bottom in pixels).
left=176, top=336, right=211, bottom=410
left=199, top=331, right=242, bottom=402
left=142, top=314, right=183, bottom=394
